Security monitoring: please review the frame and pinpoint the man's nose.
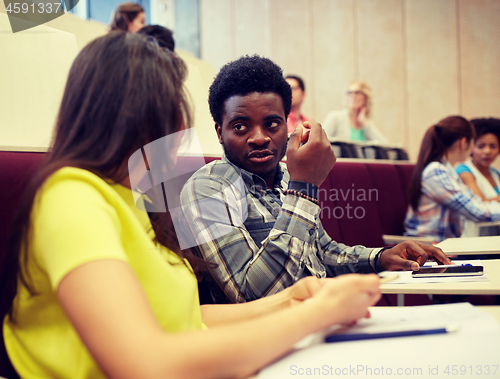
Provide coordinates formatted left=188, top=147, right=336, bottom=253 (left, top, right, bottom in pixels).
left=248, top=126, right=271, bottom=146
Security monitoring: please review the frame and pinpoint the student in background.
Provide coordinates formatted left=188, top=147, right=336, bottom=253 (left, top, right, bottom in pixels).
left=456, top=118, right=500, bottom=236
left=138, top=25, right=175, bottom=52
left=110, top=2, right=145, bottom=33
left=285, top=75, right=310, bottom=134
left=1, top=32, right=381, bottom=379
left=322, top=81, right=388, bottom=143
left=405, top=116, right=500, bottom=242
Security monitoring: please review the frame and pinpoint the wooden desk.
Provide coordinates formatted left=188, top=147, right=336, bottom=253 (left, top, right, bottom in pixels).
left=479, top=306, right=500, bottom=322
left=257, top=304, right=500, bottom=379
left=252, top=306, right=500, bottom=378
left=436, top=236, right=500, bottom=255
left=380, top=259, right=500, bottom=300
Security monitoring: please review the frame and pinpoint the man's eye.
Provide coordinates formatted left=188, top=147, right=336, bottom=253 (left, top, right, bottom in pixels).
left=233, top=124, right=247, bottom=131
left=268, top=121, right=280, bottom=128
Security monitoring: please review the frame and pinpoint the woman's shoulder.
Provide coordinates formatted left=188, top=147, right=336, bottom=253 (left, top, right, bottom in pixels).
left=39, top=167, right=120, bottom=208
left=491, top=166, right=500, bottom=177
left=422, top=161, right=450, bottom=178
left=323, top=109, right=347, bottom=121
left=46, top=166, right=105, bottom=185
left=325, top=109, right=347, bottom=117
left=456, top=163, right=473, bottom=176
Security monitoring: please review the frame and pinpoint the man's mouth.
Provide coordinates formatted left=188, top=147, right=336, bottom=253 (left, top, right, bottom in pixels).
left=247, top=150, right=274, bottom=163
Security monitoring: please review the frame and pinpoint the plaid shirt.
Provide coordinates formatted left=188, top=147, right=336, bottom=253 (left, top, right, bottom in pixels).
left=404, top=160, right=500, bottom=242
left=179, top=156, right=380, bottom=303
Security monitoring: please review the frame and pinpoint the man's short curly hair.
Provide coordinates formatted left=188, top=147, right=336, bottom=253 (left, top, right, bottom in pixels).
left=209, top=55, right=292, bottom=126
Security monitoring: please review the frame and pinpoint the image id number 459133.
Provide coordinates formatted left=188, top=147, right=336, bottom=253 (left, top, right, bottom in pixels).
left=6, top=2, right=62, bottom=14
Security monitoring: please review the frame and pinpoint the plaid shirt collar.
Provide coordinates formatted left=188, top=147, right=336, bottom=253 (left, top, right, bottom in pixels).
left=221, top=154, right=286, bottom=194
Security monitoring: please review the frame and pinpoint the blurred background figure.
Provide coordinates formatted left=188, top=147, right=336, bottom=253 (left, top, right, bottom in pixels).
left=110, top=2, right=145, bottom=33
left=138, top=25, right=175, bottom=52
left=405, top=116, right=500, bottom=243
left=456, top=117, right=500, bottom=236
left=285, top=75, right=310, bottom=134
left=322, top=81, right=388, bottom=143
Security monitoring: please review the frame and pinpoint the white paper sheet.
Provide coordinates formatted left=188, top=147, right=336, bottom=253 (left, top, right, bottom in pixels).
left=259, top=303, right=500, bottom=379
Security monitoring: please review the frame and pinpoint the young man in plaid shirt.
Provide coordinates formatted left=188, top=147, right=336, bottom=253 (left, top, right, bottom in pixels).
left=179, top=55, right=450, bottom=304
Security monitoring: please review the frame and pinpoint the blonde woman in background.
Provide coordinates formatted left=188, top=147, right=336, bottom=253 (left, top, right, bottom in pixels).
left=322, top=81, right=388, bottom=143
left=110, top=2, right=146, bottom=33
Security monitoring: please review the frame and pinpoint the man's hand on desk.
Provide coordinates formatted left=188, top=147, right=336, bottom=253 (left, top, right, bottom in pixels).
left=380, top=240, right=452, bottom=271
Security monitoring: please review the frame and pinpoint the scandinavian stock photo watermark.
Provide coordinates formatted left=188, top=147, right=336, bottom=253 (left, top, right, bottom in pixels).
left=317, top=185, right=378, bottom=220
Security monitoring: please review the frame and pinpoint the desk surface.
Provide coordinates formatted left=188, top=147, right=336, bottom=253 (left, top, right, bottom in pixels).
left=253, top=306, right=500, bottom=378
left=257, top=303, right=500, bottom=379
left=436, top=235, right=500, bottom=255
left=479, top=306, right=500, bottom=322
left=380, top=259, right=500, bottom=295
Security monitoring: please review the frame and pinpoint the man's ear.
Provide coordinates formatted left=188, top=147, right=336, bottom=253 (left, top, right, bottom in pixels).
left=215, top=123, right=223, bottom=144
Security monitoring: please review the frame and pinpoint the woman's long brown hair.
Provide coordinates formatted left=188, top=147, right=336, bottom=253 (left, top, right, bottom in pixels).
left=110, top=2, right=144, bottom=31
left=0, top=32, right=200, bottom=322
left=408, top=115, right=475, bottom=211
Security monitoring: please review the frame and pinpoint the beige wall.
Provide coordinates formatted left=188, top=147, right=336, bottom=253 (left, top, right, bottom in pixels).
left=0, top=13, right=79, bottom=150
left=200, top=0, right=500, bottom=161
left=0, top=8, right=221, bottom=155
left=2, top=1, right=498, bottom=159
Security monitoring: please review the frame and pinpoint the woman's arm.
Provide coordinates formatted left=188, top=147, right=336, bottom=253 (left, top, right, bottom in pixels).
left=200, top=276, right=322, bottom=327
left=58, top=259, right=380, bottom=379
left=321, top=111, right=339, bottom=139
left=423, top=164, right=500, bottom=222
left=459, top=172, right=500, bottom=202
left=359, top=112, right=389, bottom=144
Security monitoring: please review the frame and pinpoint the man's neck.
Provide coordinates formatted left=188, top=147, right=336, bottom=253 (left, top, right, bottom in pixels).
left=263, top=167, right=278, bottom=190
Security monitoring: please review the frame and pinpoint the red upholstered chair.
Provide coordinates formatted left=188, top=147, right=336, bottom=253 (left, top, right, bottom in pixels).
left=0, top=151, right=46, bottom=269
left=318, top=172, right=343, bottom=243
left=327, top=162, right=384, bottom=247
left=365, top=163, right=408, bottom=236
left=0, top=150, right=45, bottom=379
left=395, top=163, right=416, bottom=204
left=385, top=163, right=433, bottom=245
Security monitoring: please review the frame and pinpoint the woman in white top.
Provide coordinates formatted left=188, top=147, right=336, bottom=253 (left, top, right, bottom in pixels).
left=456, top=118, right=500, bottom=236
left=322, top=81, right=388, bottom=143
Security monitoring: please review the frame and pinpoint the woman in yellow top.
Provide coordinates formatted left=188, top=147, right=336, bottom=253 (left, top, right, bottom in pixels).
left=1, top=32, right=381, bottom=379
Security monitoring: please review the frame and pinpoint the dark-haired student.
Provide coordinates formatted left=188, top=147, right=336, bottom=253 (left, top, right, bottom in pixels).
left=405, top=116, right=500, bottom=242
left=138, top=24, right=175, bottom=52
left=179, top=55, right=450, bottom=305
left=109, top=2, right=145, bottom=33
left=456, top=118, right=500, bottom=237
left=285, top=75, right=310, bottom=133
left=1, top=32, right=384, bottom=379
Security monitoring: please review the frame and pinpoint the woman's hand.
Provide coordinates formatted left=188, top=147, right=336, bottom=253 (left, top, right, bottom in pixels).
left=357, top=106, right=370, bottom=126
left=287, top=276, right=326, bottom=305
left=289, top=274, right=381, bottom=328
